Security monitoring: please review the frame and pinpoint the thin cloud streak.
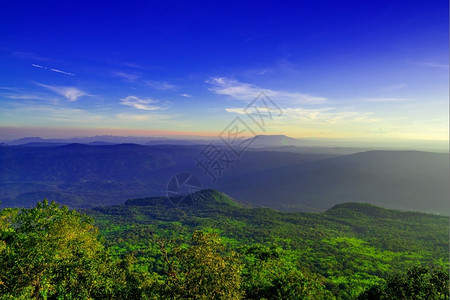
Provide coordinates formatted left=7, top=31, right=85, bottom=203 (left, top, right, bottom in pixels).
left=207, top=77, right=326, bottom=104
left=120, top=95, right=167, bottom=111
left=4, top=94, right=57, bottom=103
left=50, top=68, right=75, bottom=76
left=114, top=71, right=139, bottom=81
left=32, top=64, right=46, bottom=69
left=116, top=112, right=173, bottom=121
left=2, top=103, right=104, bottom=124
left=226, top=106, right=379, bottom=124
left=380, top=84, right=406, bottom=92
left=419, top=62, right=449, bottom=69
left=32, top=64, right=76, bottom=76
left=361, top=97, right=410, bottom=103
left=14, top=52, right=50, bottom=61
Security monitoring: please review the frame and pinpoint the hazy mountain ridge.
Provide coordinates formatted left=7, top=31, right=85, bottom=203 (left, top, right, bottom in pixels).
left=1, top=143, right=448, bottom=214
left=4, top=134, right=447, bottom=152
left=0, top=143, right=330, bottom=208
left=3, top=135, right=212, bottom=146
left=218, top=150, right=449, bottom=214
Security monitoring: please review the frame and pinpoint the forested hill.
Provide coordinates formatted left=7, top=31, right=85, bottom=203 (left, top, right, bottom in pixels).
left=87, top=189, right=449, bottom=298
left=124, top=189, right=252, bottom=209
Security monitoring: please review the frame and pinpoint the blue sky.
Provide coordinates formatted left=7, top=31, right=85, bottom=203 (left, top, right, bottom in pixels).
left=0, top=0, right=448, bottom=141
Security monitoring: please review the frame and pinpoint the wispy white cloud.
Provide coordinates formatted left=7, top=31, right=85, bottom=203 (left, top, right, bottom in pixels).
left=114, top=71, right=139, bottom=81
left=0, top=87, right=19, bottom=91
left=207, top=77, right=326, bottom=104
left=120, top=96, right=167, bottom=111
left=1, top=101, right=174, bottom=127
left=14, top=52, right=50, bottom=61
left=180, top=93, right=193, bottom=98
left=2, top=103, right=104, bottom=124
left=121, top=62, right=142, bottom=69
left=145, top=80, right=176, bottom=90
left=225, top=107, right=281, bottom=115
left=226, top=106, right=379, bottom=124
left=224, top=108, right=246, bottom=114
left=285, top=107, right=379, bottom=124
left=365, top=128, right=388, bottom=135
left=380, top=84, right=406, bottom=92
left=35, top=82, right=87, bottom=102
left=116, top=112, right=173, bottom=121
left=5, top=94, right=55, bottom=102
left=419, top=62, right=449, bottom=69
left=244, top=68, right=273, bottom=76
left=2, top=86, right=61, bottom=104
left=361, top=97, right=410, bottom=103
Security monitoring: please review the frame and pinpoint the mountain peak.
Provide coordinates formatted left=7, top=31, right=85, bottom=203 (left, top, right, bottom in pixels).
left=254, top=134, right=295, bottom=140
left=249, top=135, right=300, bottom=148
left=124, top=189, right=248, bottom=209
left=325, top=202, right=396, bottom=218
left=254, top=134, right=291, bottom=138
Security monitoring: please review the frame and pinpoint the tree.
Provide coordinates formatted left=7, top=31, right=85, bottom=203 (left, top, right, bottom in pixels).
left=358, top=265, right=449, bottom=299
left=241, top=244, right=334, bottom=299
left=160, top=231, right=243, bottom=299
left=0, top=200, right=135, bottom=299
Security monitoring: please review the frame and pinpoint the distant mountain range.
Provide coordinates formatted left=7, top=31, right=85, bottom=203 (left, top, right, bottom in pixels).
left=217, top=150, right=449, bottom=214
left=0, top=142, right=448, bottom=214
left=3, top=134, right=318, bottom=148
left=3, top=134, right=447, bottom=153
left=3, top=135, right=212, bottom=146
left=0, top=143, right=330, bottom=208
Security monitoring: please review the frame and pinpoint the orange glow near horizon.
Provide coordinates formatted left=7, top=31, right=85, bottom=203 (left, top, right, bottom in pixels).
left=0, top=126, right=448, bottom=143
left=96, top=128, right=219, bottom=138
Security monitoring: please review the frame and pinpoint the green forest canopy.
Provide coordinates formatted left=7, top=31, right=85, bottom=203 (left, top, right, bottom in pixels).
left=1, top=193, right=449, bottom=299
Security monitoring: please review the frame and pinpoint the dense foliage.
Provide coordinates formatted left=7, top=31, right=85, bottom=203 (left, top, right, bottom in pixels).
left=0, top=200, right=127, bottom=298
left=1, top=192, right=449, bottom=299
left=89, top=190, right=449, bottom=298
left=358, top=266, right=449, bottom=299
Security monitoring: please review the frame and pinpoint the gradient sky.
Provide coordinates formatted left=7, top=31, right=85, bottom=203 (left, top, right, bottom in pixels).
left=0, top=0, right=448, bottom=141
